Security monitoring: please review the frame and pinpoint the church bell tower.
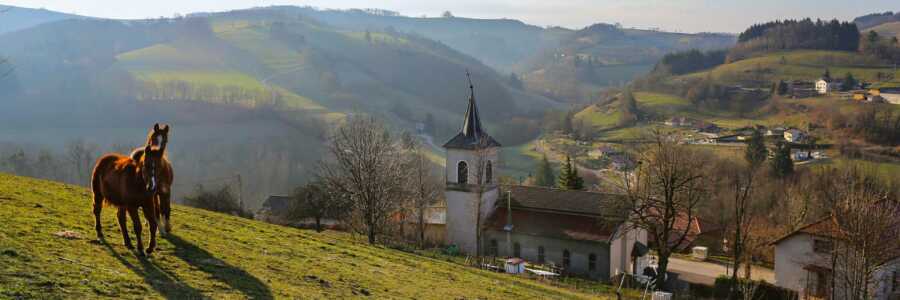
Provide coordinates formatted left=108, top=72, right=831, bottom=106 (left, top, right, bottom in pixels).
left=442, top=72, right=501, bottom=254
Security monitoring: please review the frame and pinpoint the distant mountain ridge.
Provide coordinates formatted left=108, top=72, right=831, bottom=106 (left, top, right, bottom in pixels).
left=0, top=5, right=82, bottom=34
left=854, top=11, right=900, bottom=30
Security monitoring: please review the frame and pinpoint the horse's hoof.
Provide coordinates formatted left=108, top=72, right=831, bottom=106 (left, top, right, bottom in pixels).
left=146, top=247, right=155, bottom=255
left=137, top=250, right=146, bottom=257
left=125, top=243, right=135, bottom=250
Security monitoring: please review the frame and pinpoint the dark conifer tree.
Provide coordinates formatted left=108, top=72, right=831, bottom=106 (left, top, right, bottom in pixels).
left=744, top=129, right=768, bottom=170
left=534, top=154, right=556, bottom=188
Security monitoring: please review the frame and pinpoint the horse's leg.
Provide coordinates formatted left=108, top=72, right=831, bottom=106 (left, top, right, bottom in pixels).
left=142, top=204, right=158, bottom=255
left=160, top=191, right=172, bottom=234
left=117, top=207, right=133, bottom=249
left=127, top=207, right=145, bottom=257
left=92, top=194, right=104, bottom=240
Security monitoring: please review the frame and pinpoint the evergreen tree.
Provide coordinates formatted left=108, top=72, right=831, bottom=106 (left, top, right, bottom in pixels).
left=534, top=154, right=556, bottom=187
left=557, top=155, right=585, bottom=190
left=776, top=80, right=789, bottom=95
left=618, top=88, right=640, bottom=126
left=841, top=72, right=857, bottom=91
left=744, top=129, right=768, bottom=170
left=562, top=111, right=575, bottom=136
left=771, top=140, right=794, bottom=178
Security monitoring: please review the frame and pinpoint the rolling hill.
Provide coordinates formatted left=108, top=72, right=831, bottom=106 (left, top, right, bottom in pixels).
left=0, top=7, right=565, bottom=209
left=870, top=21, right=900, bottom=40
left=0, top=5, right=81, bottom=34
left=275, top=7, right=735, bottom=103
left=0, top=173, right=614, bottom=299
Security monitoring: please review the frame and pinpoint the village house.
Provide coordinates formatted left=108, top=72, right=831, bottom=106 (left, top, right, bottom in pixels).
left=399, top=200, right=448, bottom=246
left=257, top=195, right=292, bottom=223
left=665, top=116, right=695, bottom=127
left=442, top=78, right=648, bottom=280
left=815, top=78, right=843, bottom=95
left=784, top=128, right=806, bottom=143
left=773, top=217, right=900, bottom=300
left=766, top=126, right=787, bottom=137
left=790, top=80, right=817, bottom=99
left=588, top=145, right=620, bottom=160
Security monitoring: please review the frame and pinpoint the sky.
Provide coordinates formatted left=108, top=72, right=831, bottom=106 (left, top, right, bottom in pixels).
left=3, top=0, right=898, bottom=33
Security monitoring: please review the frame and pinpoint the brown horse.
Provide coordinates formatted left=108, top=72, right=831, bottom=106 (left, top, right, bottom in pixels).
left=91, top=143, right=166, bottom=256
left=130, top=124, right=174, bottom=234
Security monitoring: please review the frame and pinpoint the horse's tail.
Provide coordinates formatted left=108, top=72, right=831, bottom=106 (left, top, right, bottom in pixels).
left=90, top=157, right=105, bottom=208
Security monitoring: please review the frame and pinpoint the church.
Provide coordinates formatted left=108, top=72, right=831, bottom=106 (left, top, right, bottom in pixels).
left=441, top=76, right=648, bottom=280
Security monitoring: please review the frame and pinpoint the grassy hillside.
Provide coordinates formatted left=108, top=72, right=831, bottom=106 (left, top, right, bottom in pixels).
left=680, top=50, right=900, bottom=85
left=0, top=173, right=610, bottom=299
left=0, top=5, right=81, bottom=34
left=870, top=21, right=900, bottom=40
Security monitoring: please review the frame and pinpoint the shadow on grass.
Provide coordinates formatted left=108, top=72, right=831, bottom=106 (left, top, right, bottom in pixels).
left=166, top=234, right=274, bottom=300
left=100, top=238, right=205, bottom=299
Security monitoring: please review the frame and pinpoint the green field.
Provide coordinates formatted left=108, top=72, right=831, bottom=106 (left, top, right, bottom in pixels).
left=0, top=173, right=622, bottom=299
left=682, top=50, right=900, bottom=84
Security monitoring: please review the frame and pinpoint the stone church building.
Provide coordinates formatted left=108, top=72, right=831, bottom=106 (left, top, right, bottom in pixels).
left=442, top=77, right=647, bottom=280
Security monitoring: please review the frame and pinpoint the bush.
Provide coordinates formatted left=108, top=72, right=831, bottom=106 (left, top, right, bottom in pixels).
left=183, top=185, right=253, bottom=218
left=704, top=276, right=797, bottom=300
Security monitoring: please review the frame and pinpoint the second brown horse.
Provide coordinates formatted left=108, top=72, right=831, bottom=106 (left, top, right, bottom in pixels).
left=91, top=143, right=167, bottom=256
left=130, top=123, right=174, bottom=234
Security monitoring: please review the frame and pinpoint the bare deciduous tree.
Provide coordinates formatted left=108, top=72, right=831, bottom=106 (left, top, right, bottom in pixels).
left=401, top=135, right=442, bottom=248
left=620, top=130, right=710, bottom=290
left=318, top=116, right=407, bottom=244
left=728, top=169, right=756, bottom=298
left=66, top=139, right=98, bottom=186
left=818, top=167, right=900, bottom=300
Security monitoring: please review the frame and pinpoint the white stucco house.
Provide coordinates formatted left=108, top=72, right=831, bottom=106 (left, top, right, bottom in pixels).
left=815, top=79, right=843, bottom=95
left=773, top=217, right=900, bottom=300
left=784, top=128, right=806, bottom=143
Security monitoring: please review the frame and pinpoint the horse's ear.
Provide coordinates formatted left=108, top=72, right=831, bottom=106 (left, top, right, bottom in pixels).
left=154, top=123, right=160, bottom=132
left=162, top=124, right=170, bottom=134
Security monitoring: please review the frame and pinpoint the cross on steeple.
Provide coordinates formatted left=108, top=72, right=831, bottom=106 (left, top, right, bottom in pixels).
left=442, top=71, right=501, bottom=150
left=466, top=69, right=475, bottom=101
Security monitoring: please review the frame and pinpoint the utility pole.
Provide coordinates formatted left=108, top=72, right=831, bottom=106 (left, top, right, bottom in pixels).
left=236, top=173, right=243, bottom=210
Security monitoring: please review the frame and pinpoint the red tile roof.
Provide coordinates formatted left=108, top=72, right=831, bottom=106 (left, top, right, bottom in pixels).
left=485, top=207, right=619, bottom=242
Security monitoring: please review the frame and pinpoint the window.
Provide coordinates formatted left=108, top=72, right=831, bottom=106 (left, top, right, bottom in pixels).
left=485, top=161, right=493, bottom=184
left=813, top=239, right=833, bottom=254
left=537, top=246, right=545, bottom=263
left=562, top=250, right=571, bottom=268
left=513, top=243, right=521, bottom=258
left=489, top=239, right=498, bottom=257
left=588, top=253, right=597, bottom=271
left=457, top=161, right=468, bottom=184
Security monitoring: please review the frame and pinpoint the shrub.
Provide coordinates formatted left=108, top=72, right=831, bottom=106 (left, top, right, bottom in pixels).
left=183, top=184, right=253, bottom=218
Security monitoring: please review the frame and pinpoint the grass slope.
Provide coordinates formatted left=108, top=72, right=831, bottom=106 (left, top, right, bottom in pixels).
left=0, top=173, right=604, bottom=299
left=682, top=50, right=900, bottom=84
left=871, top=21, right=900, bottom=40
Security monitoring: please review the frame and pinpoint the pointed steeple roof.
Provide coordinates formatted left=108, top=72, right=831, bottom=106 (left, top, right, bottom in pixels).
left=443, top=71, right=501, bottom=150
left=461, top=72, right=483, bottom=137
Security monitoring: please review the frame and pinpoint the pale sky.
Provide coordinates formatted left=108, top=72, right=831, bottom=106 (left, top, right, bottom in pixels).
left=3, top=0, right=898, bottom=33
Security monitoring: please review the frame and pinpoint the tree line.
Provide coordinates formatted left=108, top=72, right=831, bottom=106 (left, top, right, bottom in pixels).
left=652, top=49, right=727, bottom=76
left=729, top=19, right=860, bottom=62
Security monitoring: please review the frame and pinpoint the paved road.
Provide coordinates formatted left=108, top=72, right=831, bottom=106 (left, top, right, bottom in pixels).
left=667, top=257, right=774, bottom=286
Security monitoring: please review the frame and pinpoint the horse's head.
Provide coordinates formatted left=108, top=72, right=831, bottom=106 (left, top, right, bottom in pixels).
left=139, top=144, right=165, bottom=194
left=149, top=123, right=170, bottom=148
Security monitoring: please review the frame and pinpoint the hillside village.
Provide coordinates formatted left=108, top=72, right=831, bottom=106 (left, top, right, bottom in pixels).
left=1, top=4, right=900, bottom=300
